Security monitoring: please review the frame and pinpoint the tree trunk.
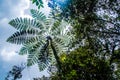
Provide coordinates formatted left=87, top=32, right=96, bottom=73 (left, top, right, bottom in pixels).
left=46, top=36, right=62, bottom=74
left=50, top=41, right=62, bottom=73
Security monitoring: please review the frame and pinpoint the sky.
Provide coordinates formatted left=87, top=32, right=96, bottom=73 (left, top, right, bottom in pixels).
left=0, top=0, right=50, bottom=80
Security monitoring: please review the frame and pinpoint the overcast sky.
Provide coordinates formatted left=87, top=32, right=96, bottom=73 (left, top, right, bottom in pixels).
left=0, top=0, right=50, bottom=80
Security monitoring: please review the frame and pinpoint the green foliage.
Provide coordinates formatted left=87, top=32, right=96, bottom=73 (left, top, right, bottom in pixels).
left=30, top=9, right=46, bottom=21
left=47, top=0, right=120, bottom=79
left=48, top=0, right=120, bottom=61
left=7, top=30, right=38, bottom=44
left=9, top=18, right=43, bottom=31
left=31, top=0, right=44, bottom=9
left=5, top=64, right=25, bottom=80
left=51, top=47, right=114, bottom=80
left=48, top=0, right=120, bottom=45
left=48, top=0, right=120, bottom=21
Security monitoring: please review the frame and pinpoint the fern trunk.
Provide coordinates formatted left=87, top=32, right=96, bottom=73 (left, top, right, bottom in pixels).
left=47, top=36, right=62, bottom=74
left=51, top=42, right=62, bottom=73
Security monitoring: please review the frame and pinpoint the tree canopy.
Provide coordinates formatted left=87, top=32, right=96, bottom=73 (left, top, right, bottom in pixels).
left=48, top=0, right=120, bottom=79
left=51, top=46, right=116, bottom=80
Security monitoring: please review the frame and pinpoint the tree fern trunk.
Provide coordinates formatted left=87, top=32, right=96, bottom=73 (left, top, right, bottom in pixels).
left=47, top=38, right=61, bottom=73
left=47, top=36, right=62, bottom=78
left=50, top=41, right=62, bottom=73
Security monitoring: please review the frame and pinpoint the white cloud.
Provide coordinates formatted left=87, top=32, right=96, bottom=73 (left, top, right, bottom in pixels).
left=21, top=64, right=50, bottom=80
left=9, top=0, right=32, bottom=18
left=0, top=18, right=9, bottom=30
left=1, top=49, right=16, bottom=61
left=0, top=48, right=27, bottom=62
left=18, top=0, right=32, bottom=18
left=0, top=18, right=9, bottom=25
left=0, top=0, right=31, bottom=19
left=40, top=0, right=51, bottom=16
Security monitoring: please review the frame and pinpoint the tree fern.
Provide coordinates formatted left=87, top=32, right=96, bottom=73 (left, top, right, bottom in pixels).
left=7, top=9, right=74, bottom=71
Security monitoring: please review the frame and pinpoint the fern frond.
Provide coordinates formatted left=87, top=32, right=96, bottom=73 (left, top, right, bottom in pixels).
left=50, top=20, right=68, bottom=36
left=50, top=20, right=61, bottom=35
left=27, top=42, right=51, bottom=69
left=19, top=46, right=28, bottom=55
left=19, top=40, right=43, bottom=55
left=51, top=20, right=61, bottom=31
left=37, top=41, right=53, bottom=71
left=7, top=30, right=38, bottom=44
left=54, top=36, right=65, bottom=46
left=44, top=18, right=56, bottom=30
left=9, top=18, right=43, bottom=31
left=25, top=41, right=48, bottom=70
left=52, top=36, right=69, bottom=55
left=27, top=51, right=39, bottom=66
left=51, top=41, right=60, bottom=54
left=38, top=62, right=47, bottom=71
left=31, top=9, right=46, bottom=21
left=38, top=54, right=52, bottom=71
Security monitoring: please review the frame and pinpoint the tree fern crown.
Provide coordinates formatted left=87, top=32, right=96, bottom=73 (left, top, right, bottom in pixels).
left=7, top=9, right=74, bottom=71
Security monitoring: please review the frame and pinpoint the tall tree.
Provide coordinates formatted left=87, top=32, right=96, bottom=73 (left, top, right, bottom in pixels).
left=47, top=0, right=120, bottom=62
left=47, top=0, right=120, bottom=79
left=48, top=0, right=120, bottom=49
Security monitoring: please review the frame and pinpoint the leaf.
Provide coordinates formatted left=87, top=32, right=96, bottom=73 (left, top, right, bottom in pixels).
left=9, top=18, right=43, bottom=31
left=7, top=30, right=37, bottom=44
left=30, top=9, right=46, bottom=22
left=103, top=14, right=109, bottom=19
left=27, top=51, right=39, bottom=66
left=31, top=0, right=44, bottom=9
left=36, top=1, right=39, bottom=6
left=32, top=0, right=36, bottom=3
left=19, top=47, right=28, bottom=55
